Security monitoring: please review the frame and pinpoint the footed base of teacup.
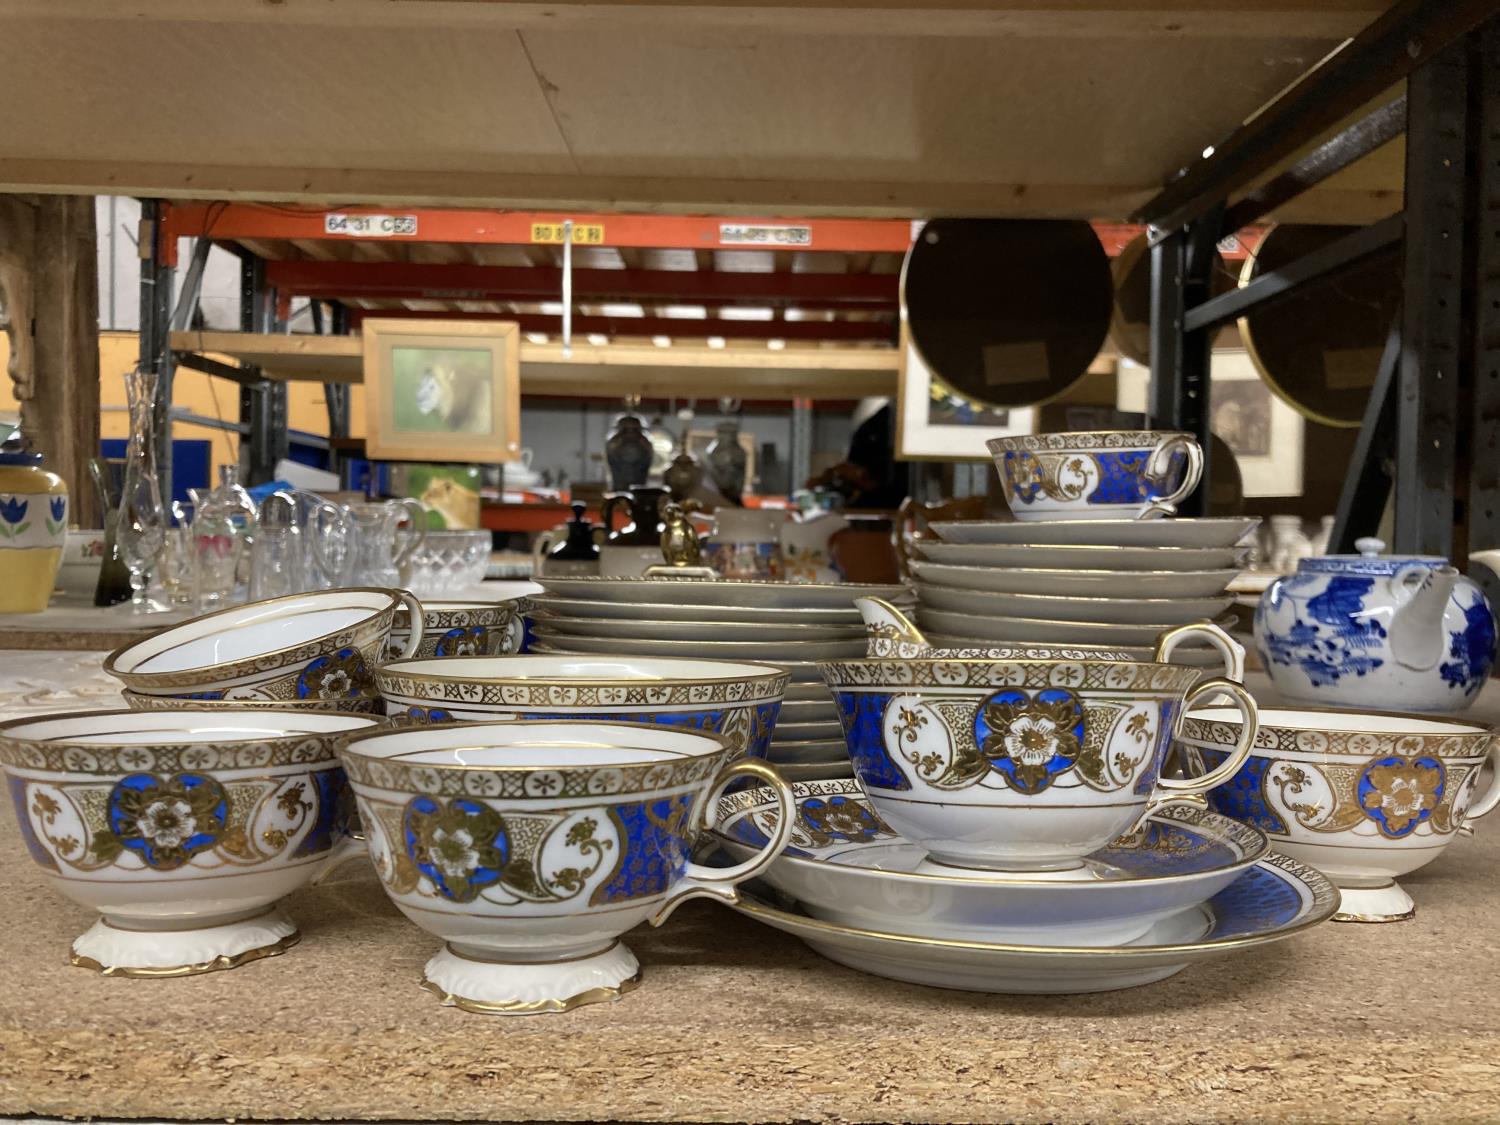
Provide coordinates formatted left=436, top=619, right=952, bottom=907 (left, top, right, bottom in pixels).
left=420, top=940, right=642, bottom=1015
left=1332, top=881, right=1413, bottom=924
left=71, top=906, right=299, bottom=976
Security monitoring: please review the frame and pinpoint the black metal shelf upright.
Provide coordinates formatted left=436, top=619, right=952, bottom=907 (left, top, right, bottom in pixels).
left=1136, top=0, right=1500, bottom=578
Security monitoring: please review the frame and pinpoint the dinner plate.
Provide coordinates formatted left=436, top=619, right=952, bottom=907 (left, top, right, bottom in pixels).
left=908, top=561, right=1240, bottom=600
left=915, top=541, right=1249, bottom=571
left=713, top=779, right=1269, bottom=946
left=777, top=698, right=842, bottom=723
left=915, top=582, right=1234, bottom=625
left=771, top=719, right=846, bottom=741
left=727, top=851, right=1337, bottom=994
left=928, top=517, right=1259, bottom=549
left=764, top=737, right=850, bottom=763
left=526, top=593, right=863, bottom=625
left=915, top=608, right=1239, bottom=648
left=531, top=613, right=865, bottom=643
left=528, top=629, right=866, bottom=661
left=770, top=760, right=856, bottom=782
left=535, top=577, right=910, bottom=610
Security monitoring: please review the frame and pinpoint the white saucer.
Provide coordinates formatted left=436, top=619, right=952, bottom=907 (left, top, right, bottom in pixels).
left=714, top=779, right=1270, bottom=946
left=928, top=517, right=1259, bottom=549
left=730, top=852, right=1337, bottom=994
left=916, top=541, right=1249, bottom=572
left=909, top=561, right=1241, bottom=600
left=915, top=581, right=1234, bottom=625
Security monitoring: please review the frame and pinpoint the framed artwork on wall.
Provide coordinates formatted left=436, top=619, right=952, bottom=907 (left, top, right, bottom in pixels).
left=895, top=323, right=1035, bottom=460
left=362, top=318, right=522, bottom=463
left=1116, top=351, right=1305, bottom=497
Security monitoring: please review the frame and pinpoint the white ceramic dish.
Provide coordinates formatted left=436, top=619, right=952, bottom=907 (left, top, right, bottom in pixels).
left=714, top=779, right=1268, bottom=945
left=535, top=576, right=910, bottom=610
left=0, top=708, right=380, bottom=976
left=915, top=607, right=1240, bottom=649
left=908, top=561, right=1239, bottom=600
left=929, top=517, right=1259, bottom=549
left=528, top=628, right=866, bottom=661
left=729, top=852, right=1337, bottom=994
left=340, top=720, right=794, bottom=1014
left=771, top=719, right=846, bottom=742
left=530, top=613, right=864, bottom=643
left=915, top=582, right=1234, bottom=626
left=526, top=593, right=862, bottom=625
left=104, top=588, right=422, bottom=702
left=776, top=698, right=841, bottom=723
left=1179, top=706, right=1500, bottom=923
left=916, top=541, right=1248, bottom=572
left=774, top=760, right=856, bottom=782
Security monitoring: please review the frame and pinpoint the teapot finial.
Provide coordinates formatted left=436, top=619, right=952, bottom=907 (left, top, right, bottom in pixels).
left=1355, top=536, right=1385, bottom=558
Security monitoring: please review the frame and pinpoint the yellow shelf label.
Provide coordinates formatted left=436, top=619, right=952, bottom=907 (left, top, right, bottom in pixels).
left=530, top=222, right=606, bottom=245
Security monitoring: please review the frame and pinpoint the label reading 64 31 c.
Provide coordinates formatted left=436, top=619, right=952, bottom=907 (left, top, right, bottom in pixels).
left=323, top=213, right=418, bottom=237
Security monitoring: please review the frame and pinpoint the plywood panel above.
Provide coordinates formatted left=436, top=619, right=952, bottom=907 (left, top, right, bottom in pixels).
left=0, top=2, right=1401, bottom=220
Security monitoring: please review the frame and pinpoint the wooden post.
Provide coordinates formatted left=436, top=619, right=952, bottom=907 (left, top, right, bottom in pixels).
left=0, top=194, right=100, bottom=527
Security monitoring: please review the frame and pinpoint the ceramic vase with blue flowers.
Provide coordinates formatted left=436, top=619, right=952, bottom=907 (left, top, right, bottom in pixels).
left=1254, top=537, right=1496, bottom=712
left=0, top=429, right=68, bottom=613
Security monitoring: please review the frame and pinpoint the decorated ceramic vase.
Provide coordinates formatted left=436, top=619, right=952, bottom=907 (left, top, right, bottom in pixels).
left=0, top=434, right=68, bottom=613
left=1255, top=538, right=1496, bottom=713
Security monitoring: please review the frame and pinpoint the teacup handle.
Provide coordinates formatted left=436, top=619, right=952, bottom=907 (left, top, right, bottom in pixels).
left=1153, top=621, right=1245, bottom=681
left=648, top=758, right=795, bottom=927
left=395, top=590, right=425, bottom=659
left=1157, top=678, right=1260, bottom=796
left=1138, top=434, right=1204, bottom=519
left=1459, top=740, right=1500, bottom=831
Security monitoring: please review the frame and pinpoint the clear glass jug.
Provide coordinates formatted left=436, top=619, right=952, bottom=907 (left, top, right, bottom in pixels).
left=343, top=499, right=426, bottom=586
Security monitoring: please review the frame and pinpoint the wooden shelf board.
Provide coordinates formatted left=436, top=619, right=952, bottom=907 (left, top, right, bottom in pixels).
left=170, top=331, right=900, bottom=398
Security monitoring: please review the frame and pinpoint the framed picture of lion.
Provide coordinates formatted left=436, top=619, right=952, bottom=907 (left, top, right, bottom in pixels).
left=362, top=318, right=522, bottom=463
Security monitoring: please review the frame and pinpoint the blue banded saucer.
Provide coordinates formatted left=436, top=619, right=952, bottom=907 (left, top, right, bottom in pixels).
left=728, top=851, right=1339, bottom=994
left=713, top=779, right=1272, bottom=946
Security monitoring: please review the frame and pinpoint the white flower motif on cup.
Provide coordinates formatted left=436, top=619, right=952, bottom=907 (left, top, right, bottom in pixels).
left=1104, top=666, right=1135, bottom=690
left=235, top=744, right=273, bottom=768
left=118, top=747, right=155, bottom=772
left=931, top=663, right=964, bottom=685
left=1295, top=730, right=1329, bottom=754
left=427, top=826, right=481, bottom=881
left=138, top=798, right=197, bottom=849
left=1048, top=663, right=1085, bottom=688
left=588, top=768, right=625, bottom=795
left=180, top=746, right=217, bottom=770
left=411, top=767, right=443, bottom=794
left=524, top=770, right=564, bottom=797
left=62, top=748, right=99, bottom=772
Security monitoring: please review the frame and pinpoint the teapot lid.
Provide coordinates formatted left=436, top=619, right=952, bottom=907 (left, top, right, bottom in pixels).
left=1298, top=536, right=1448, bottom=576
left=0, top=430, right=43, bottom=467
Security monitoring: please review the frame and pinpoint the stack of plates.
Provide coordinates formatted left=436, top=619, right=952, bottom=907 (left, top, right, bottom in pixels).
left=910, top=517, right=1258, bottom=660
left=528, top=577, right=913, bottom=780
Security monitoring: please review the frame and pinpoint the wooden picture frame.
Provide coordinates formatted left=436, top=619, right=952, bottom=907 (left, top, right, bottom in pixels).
left=362, top=318, right=522, bottom=463
left=895, top=321, right=1035, bottom=461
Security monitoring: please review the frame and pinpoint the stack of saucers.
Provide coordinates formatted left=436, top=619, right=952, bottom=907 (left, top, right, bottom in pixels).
left=909, top=515, right=1256, bottom=660
left=526, top=576, right=912, bottom=780
left=903, top=430, right=1257, bottom=662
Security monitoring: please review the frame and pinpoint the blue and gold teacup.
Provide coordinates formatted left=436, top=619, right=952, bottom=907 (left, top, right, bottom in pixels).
left=0, top=708, right=379, bottom=975
left=819, top=621, right=1258, bottom=872
left=987, top=430, right=1204, bottom=521
left=339, top=719, right=794, bottom=1014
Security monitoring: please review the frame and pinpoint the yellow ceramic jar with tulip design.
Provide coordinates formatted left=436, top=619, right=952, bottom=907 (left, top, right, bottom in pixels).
left=0, top=440, right=68, bottom=613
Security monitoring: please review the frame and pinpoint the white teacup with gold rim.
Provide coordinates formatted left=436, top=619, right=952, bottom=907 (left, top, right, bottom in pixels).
left=104, top=587, right=424, bottom=704
left=1177, top=706, right=1500, bottom=922
left=987, top=430, right=1204, bottom=521
left=338, top=720, right=795, bottom=1014
left=0, top=708, right=379, bottom=976
left=820, top=619, right=1259, bottom=873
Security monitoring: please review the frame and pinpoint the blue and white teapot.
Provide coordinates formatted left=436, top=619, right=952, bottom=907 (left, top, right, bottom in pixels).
left=1255, top=537, right=1495, bottom=712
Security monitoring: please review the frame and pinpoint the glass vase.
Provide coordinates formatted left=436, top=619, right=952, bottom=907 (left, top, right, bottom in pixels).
left=116, top=367, right=168, bottom=613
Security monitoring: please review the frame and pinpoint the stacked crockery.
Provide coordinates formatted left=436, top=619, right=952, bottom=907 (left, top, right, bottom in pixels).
left=699, top=598, right=1342, bottom=994
left=905, top=431, right=1255, bottom=661
left=522, top=575, right=911, bottom=780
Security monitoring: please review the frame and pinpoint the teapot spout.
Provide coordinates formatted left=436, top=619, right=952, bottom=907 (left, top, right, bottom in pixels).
left=1388, top=563, right=1459, bottom=671
left=854, top=597, right=929, bottom=658
left=1469, top=550, right=1500, bottom=582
